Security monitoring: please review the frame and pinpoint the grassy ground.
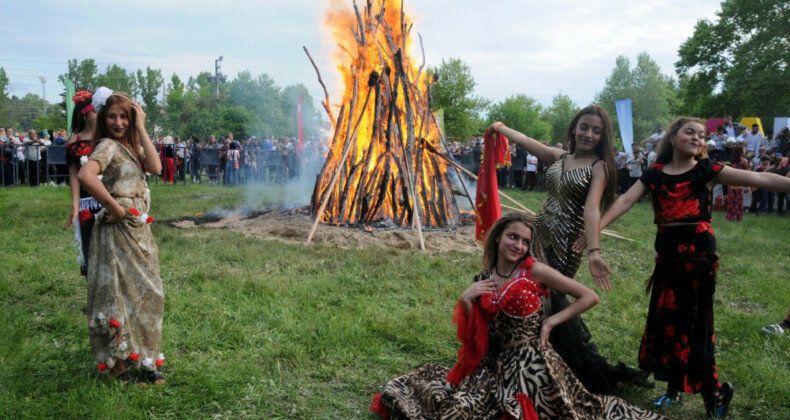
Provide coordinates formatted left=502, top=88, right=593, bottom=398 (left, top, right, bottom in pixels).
left=0, top=183, right=788, bottom=419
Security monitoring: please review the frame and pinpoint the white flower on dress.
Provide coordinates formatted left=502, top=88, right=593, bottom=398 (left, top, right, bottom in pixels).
left=158, top=353, right=165, bottom=361
left=97, top=312, right=106, bottom=321
left=142, top=357, right=155, bottom=369
left=80, top=155, right=88, bottom=166
left=119, top=341, right=128, bottom=352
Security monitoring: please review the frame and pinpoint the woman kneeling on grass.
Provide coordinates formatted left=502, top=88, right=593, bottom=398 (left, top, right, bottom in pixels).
left=78, top=89, right=166, bottom=385
left=371, top=213, right=666, bottom=419
left=583, top=117, right=790, bottom=419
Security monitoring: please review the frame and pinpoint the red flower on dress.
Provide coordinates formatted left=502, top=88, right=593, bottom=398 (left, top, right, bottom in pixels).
left=674, top=336, right=690, bottom=362
left=76, top=145, right=92, bottom=157
left=155, top=359, right=164, bottom=368
left=79, top=209, right=93, bottom=225
left=677, top=243, right=696, bottom=254
left=97, top=363, right=108, bottom=371
left=656, top=181, right=701, bottom=222
left=658, top=289, right=677, bottom=310
left=695, top=221, right=713, bottom=234
left=146, top=216, right=154, bottom=224
left=128, top=208, right=140, bottom=217
left=109, top=319, right=120, bottom=328
left=128, top=353, right=140, bottom=362
left=665, top=326, right=675, bottom=337
left=712, top=162, right=723, bottom=172
left=685, top=262, right=695, bottom=271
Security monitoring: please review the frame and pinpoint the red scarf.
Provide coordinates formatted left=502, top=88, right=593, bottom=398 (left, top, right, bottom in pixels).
left=475, top=128, right=509, bottom=241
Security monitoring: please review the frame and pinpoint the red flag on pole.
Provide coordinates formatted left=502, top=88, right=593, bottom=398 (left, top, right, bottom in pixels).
left=296, top=95, right=305, bottom=151
left=474, top=128, right=509, bottom=241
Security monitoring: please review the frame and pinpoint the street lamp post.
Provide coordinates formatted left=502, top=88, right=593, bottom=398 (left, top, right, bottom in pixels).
left=206, top=56, right=225, bottom=100
left=39, top=76, right=46, bottom=114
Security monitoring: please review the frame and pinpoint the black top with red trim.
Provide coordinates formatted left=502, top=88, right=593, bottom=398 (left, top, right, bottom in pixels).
left=66, top=137, right=93, bottom=198
left=639, top=158, right=724, bottom=225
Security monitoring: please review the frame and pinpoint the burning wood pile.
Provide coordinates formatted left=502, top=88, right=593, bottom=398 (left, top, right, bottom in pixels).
left=306, top=0, right=461, bottom=235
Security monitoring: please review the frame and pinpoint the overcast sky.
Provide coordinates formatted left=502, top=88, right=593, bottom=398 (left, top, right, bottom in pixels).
left=1, top=0, right=721, bottom=116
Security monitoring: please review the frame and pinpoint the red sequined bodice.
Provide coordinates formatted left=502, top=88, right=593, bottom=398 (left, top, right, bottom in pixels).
left=480, top=256, right=548, bottom=319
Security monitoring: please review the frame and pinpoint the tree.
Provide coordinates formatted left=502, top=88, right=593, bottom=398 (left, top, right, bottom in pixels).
left=282, top=83, right=322, bottom=139
left=6, top=93, right=46, bottom=130
left=595, top=53, right=677, bottom=145
left=58, top=59, right=99, bottom=91
left=676, top=0, right=790, bottom=121
left=541, top=93, right=579, bottom=143
left=95, top=64, right=139, bottom=98
left=487, top=94, right=551, bottom=141
left=430, top=58, right=489, bottom=139
left=136, top=67, right=164, bottom=133
left=0, top=67, right=10, bottom=123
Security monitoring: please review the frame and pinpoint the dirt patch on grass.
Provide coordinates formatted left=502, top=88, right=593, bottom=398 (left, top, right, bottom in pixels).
left=164, top=209, right=479, bottom=253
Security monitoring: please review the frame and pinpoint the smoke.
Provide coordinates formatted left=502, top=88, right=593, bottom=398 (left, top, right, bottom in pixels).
left=243, top=149, right=325, bottom=211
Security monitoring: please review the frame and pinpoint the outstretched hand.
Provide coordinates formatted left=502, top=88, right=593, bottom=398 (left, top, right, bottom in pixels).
left=572, top=235, right=587, bottom=253
left=588, top=254, right=612, bottom=291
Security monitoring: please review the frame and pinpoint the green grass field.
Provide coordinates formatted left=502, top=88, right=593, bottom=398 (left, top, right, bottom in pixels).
left=1, top=183, right=788, bottom=419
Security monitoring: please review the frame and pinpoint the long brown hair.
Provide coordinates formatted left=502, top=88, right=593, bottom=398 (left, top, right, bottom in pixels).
left=92, top=92, right=140, bottom=160
left=655, top=117, right=707, bottom=164
left=482, top=213, right=534, bottom=271
left=566, top=105, right=617, bottom=210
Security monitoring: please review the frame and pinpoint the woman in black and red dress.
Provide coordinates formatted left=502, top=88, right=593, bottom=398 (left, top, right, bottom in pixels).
left=588, top=117, right=790, bottom=419
left=64, top=89, right=102, bottom=276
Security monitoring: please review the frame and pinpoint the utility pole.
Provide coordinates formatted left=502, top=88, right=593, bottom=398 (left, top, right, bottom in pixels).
left=207, top=56, right=225, bottom=100
left=39, top=76, right=46, bottom=114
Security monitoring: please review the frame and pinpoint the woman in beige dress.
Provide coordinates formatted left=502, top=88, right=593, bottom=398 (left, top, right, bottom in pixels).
left=78, top=89, right=165, bottom=385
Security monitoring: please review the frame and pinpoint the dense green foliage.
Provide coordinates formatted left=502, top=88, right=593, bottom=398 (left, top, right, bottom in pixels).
left=542, top=93, right=580, bottom=144
left=0, top=185, right=788, bottom=418
left=595, top=54, right=679, bottom=146
left=429, top=58, right=490, bottom=140
left=488, top=94, right=551, bottom=141
left=676, top=0, right=790, bottom=121
left=8, top=59, right=326, bottom=142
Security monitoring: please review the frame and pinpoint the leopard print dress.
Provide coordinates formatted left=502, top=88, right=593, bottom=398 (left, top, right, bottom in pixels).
left=375, top=264, right=667, bottom=420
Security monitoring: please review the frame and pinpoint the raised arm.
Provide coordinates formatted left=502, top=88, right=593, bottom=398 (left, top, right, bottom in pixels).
left=600, top=180, right=648, bottom=231
left=714, top=165, right=790, bottom=193
left=132, top=102, right=162, bottom=175
left=531, top=262, right=599, bottom=348
left=490, top=122, right=564, bottom=164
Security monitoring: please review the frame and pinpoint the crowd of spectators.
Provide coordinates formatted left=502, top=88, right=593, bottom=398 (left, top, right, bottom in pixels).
left=150, top=132, right=328, bottom=186
left=0, top=125, right=329, bottom=187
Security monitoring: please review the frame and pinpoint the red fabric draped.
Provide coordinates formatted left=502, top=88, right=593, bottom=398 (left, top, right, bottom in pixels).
left=503, top=393, right=540, bottom=420
left=446, top=300, right=490, bottom=386
left=475, top=128, right=508, bottom=241
left=369, top=393, right=391, bottom=419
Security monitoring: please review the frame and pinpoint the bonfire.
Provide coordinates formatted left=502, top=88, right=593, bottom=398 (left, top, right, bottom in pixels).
left=305, top=0, right=463, bottom=245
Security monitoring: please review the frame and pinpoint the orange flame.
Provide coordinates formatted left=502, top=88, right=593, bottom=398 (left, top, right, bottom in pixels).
left=311, top=0, right=459, bottom=228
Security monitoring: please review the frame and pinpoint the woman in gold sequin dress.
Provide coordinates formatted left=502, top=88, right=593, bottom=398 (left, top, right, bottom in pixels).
left=488, top=106, right=651, bottom=394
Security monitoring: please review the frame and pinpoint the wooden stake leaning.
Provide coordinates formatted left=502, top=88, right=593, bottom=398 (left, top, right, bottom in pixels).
left=306, top=79, right=377, bottom=246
